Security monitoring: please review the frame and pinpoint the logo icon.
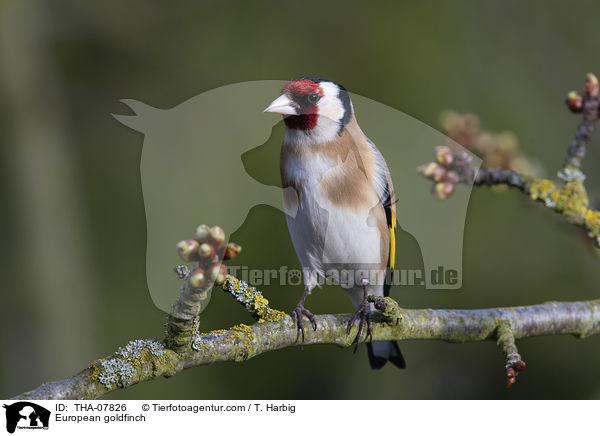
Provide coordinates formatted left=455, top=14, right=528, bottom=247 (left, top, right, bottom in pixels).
left=3, top=402, right=50, bottom=433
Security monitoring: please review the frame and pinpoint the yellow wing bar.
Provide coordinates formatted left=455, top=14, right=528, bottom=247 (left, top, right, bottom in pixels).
left=389, top=208, right=396, bottom=270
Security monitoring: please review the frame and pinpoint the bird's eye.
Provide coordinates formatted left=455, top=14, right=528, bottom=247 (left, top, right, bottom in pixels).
left=307, top=92, right=320, bottom=104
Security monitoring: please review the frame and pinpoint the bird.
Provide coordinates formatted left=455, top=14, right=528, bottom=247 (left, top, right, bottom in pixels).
left=264, top=76, right=405, bottom=369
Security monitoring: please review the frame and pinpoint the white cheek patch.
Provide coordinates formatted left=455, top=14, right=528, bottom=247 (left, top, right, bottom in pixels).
left=317, top=82, right=345, bottom=125
left=314, top=82, right=345, bottom=142
left=313, top=116, right=341, bottom=144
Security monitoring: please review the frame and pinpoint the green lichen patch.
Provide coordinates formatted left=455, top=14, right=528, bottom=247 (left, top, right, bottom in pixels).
left=89, top=338, right=171, bottom=390
left=368, top=295, right=404, bottom=325
left=116, top=338, right=165, bottom=360
left=89, top=358, right=135, bottom=390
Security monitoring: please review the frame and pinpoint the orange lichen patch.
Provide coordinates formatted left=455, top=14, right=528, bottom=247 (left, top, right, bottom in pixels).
left=222, top=276, right=287, bottom=322
left=207, top=329, right=226, bottom=335
left=232, top=324, right=253, bottom=333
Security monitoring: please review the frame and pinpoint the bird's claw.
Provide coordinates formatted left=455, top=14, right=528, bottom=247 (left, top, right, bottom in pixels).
left=291, top=304, right=317, bottom=342
left=347, top=302, right=373, bottom=348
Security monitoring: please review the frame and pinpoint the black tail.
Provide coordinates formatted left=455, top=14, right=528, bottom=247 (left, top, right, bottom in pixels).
left=366, top=341, right=406, bottom=370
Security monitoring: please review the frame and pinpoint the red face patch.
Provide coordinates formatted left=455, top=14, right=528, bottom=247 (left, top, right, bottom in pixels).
left=284, top=114, right=318, bottom=130
left=281, top=79, right=321, bottom=97
left=281, top=79, right=324, bottom=130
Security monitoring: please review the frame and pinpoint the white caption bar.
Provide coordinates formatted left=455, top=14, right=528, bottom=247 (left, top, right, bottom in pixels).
left=0, top=400, right=596, bottom=435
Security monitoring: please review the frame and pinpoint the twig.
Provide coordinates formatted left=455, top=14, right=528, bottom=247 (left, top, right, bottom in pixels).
left=419, top=73, right=600, bottom=247
left=165, top=225, right=233, bottom=352
left=11, top=278, right=600, bottom=399
left=496, top=322, right=526, bottom=388
left=565, top=74, right=600, bottom=169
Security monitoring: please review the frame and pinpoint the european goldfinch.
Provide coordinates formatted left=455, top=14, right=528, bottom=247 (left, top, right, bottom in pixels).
left=264, top=77, right=405, bottom=370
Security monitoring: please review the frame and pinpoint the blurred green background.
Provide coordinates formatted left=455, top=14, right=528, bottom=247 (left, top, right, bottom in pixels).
left=1, top=0, right=599, bottom=400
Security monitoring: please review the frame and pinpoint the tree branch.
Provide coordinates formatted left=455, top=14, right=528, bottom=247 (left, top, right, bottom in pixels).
left=11, top=275, right=600, bottom=399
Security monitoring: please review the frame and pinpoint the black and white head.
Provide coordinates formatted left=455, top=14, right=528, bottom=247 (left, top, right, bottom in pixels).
left=264, top=76, right=353, bottom=146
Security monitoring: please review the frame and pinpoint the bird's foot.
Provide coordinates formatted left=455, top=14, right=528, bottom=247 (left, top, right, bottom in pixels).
left=291, top=303, right=317, bottom=342
left=347, top=279, right=373, bottom=347
left=346, top=301, right=373, bottom=346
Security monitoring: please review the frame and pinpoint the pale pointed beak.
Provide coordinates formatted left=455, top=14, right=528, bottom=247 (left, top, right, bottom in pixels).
left=263, top=93, right=297, bottom=115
